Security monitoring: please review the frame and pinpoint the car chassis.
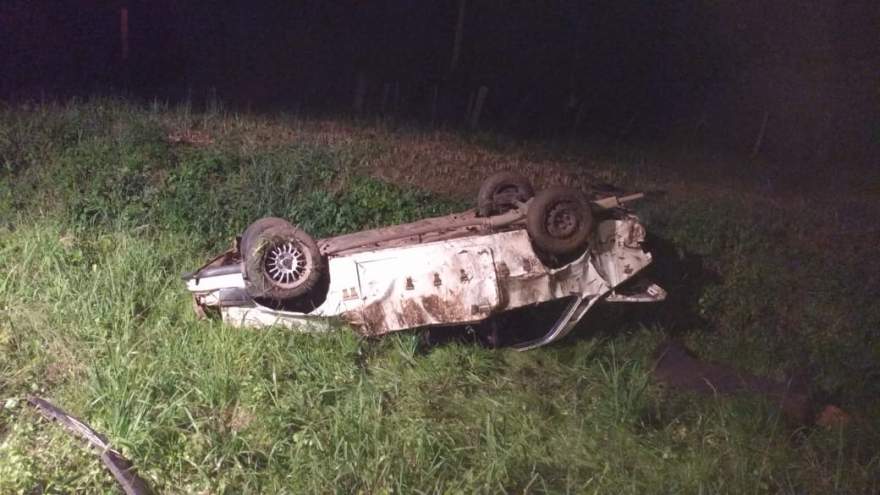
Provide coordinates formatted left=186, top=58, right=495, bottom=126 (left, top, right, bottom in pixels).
left=184, top=179, right=665, bottom=350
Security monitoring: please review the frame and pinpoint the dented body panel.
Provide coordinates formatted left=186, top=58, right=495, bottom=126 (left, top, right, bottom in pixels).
left=186, top=210, right=664, bottom=348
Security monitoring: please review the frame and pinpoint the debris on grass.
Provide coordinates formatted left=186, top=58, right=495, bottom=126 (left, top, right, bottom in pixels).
left=25, top=396, right=153, bottom=495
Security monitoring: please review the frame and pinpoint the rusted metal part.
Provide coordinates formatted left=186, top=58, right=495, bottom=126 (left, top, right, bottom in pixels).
left=25, top=396, right=154, bottom=495
left=592, top=192, right=644, bottom=210
left=606, top=274, right=667, bottom=303
left=605, top=283, right=666, bottom=303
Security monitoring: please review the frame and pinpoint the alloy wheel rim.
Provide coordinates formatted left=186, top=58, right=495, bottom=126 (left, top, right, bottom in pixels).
left=265, top=241, right=307, bottom=286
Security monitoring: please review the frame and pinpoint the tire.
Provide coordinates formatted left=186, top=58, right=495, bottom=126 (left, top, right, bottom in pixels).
left=477, top=172, right=535, bottom=217
left=526, top=187, right=593, bottom=256
left=243, top=223, right=325, bottom=302
left=240, top=217, right=293, bottom=260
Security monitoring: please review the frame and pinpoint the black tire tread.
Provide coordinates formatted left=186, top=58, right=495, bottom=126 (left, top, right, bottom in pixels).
left=240, top=217, right=293, bottom=261
left=525, top=187, right=593, bottom=256
left=477, top=171, right=535, bottom=217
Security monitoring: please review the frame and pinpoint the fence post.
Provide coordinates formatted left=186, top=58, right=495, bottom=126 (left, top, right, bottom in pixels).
left=470, top=85, right=488, bottom=129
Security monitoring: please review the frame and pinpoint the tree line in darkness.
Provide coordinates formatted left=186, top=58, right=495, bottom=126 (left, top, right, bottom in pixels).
left=1, top=0, right=875, bottom=167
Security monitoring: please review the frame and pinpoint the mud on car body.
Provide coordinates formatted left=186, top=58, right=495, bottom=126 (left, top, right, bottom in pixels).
left=184, top=173, right=665, bottom=350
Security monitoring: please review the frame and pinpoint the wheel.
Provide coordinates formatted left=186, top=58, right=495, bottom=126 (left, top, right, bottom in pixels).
left=240, top=217, right=293, bottom=259
left=526, top=187, right=593, bottom=256
left=477, top=172, right=535, bottom=217
left=243, top=223, right=325, bottom=302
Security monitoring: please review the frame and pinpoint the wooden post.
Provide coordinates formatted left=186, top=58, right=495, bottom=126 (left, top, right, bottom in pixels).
left=449, top=0, right=466, bottom=76
left=465, top=89, right=475, bottom=122
left=470, top=85, right=488, bottom=129
left=430, top=84, right=439, bottom=125
left=381, top=83, right=391, bottom=114
left=119, top=6, right=130, bottom=88
left=119, top=7, right=129, bottom=61
left=751, top=110, right=769, bottom=157
left=571, top=101, right=586, bottom=136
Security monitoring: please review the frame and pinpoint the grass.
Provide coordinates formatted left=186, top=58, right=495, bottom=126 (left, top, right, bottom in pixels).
left=0, top=98, right=878, bottom=493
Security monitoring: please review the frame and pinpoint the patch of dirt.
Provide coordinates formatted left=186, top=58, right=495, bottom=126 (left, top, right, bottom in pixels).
left=365, top=133, right=620, bottom=200
left=651, top=340, right=851, bottom=427
left=224, top=405, right=255, bottom=433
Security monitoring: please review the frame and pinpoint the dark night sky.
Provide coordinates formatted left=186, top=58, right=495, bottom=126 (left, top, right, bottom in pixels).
left=1, top=0, right=876, bottom=166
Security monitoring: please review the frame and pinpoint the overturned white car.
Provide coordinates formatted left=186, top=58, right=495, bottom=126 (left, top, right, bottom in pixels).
left=184, top=173, right=665, bottom=350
